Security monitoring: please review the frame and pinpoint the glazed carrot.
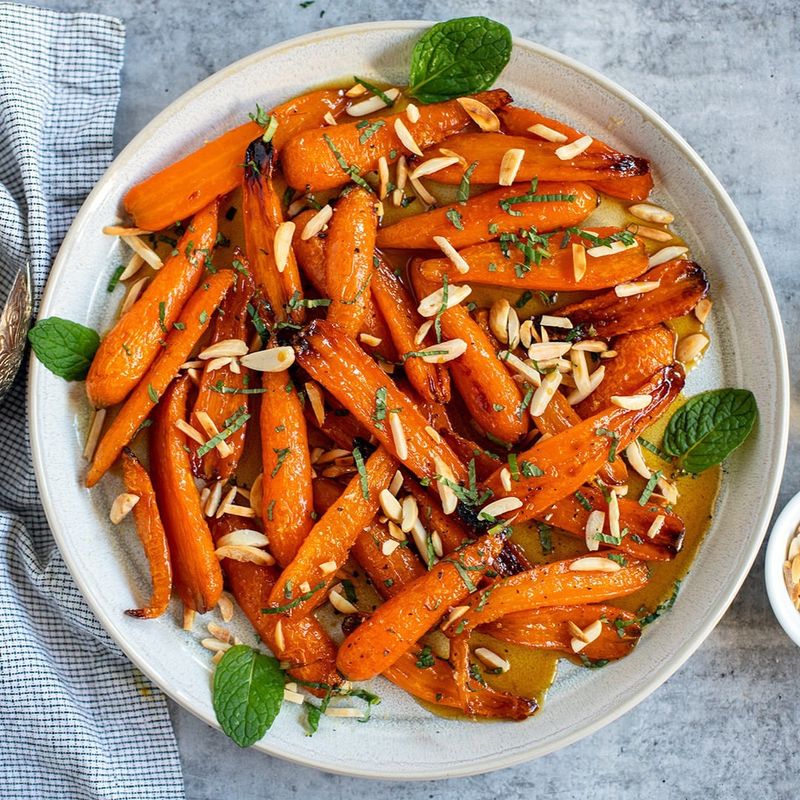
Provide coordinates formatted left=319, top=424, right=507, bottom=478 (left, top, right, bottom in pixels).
left=554, top=259, right=709, bottom=340
left=281, top=89, right=513, bottom=191
left=242, top=139, right=305, bottom=324
left=296, top=319, right=466, bottom=482
left=480, top=365, right=684, bottom=521
left=336, top=532, right=506, bottom=681
left=121, top=449, right=172, bottom=619
left=418, top=227, right=648, bottom=291
left=421, top=132, right=650, bottom=185
left=265, top=447, right=397, bottom=619
left=149, top=377, right=223, bottom=613
left=86, top=270, right=236, bottom=487
left=575, top=325, right=676, bottom=417
left=86, top=201, right=219, bottom=408
left=304, top=400, right=370, bottom=453
left=189, top=265, right=254, bottom=480
left=123, top=89, right=347, bottom=230
left=499, top=105, right=654, bottom=201
left=376, top=181, right=597, bottom=250
left=260, top=373, right=314, bottom=568
left=325, top=187, right=377, bottom=336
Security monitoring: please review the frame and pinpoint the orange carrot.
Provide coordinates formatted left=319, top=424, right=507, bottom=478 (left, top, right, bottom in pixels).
left=121, top=449, right=172, bottom=619
left=86, top=270, right=236, bottom=487
left=124, top=89, right=347, bottom=231
left=149, top=377, right=223, bottom=613
left=281, top=89, right=512, bottom=191
left=376, top=181, right=597, bottom=250
left=86, top=201, right=219, bottom=408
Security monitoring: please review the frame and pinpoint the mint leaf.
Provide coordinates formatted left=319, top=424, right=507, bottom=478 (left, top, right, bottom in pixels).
left=408, top=17, right=512, bottom=104
left=28, top=317, right=100, bottom=381
left=212, top=645, right=285, bottom=747
left=663, top=389, right=757, bottom=474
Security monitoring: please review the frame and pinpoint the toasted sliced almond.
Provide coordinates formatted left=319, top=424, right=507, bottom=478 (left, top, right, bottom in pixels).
left=540, top=315, right=573, bottom=329
left=432, top=235, right=470, bottom=274
left=625, top=440, right=652, bottom=480
left=474, top=647, right=511, bottom=673
left=608, top=490, right=621, bottom=539
left=319, top=560, right=338, bottom=575
left=389, top=470, right=404, bottom=496
left=568, top=620, right=590, bottom=641
left=456, top=97, right=500, bottom=132
left=379, top=488, right=403, bottom=523
left=570, top=348, right=591, bottom=396
left=649, top=245, right=688, bottom=267
left=500, top=350, right=543, bottom=387
left=569, top=556, right=622, bottom=573
left=182, top=606, right=196, bottom=631
left=647, top=515, right=666, bottom=540
left=567, top=364, right=605, bottom=405
left=377, top=156, right=390, bottom=199
left=695, top=297, right=713, bottom=324
left=382, top=539, right=400, bottom=556
left=628, top=223, right=672, bottom=242
left=438, top=147, right=468, bottom=168
left=323, top=111, right=338, bottom=126
left=519, top=320, right=534, bottom=349
left=217, top=592, right=235, bottom=623
left=615, top=280, right=661, bottom=298
left=120, top=276, right=148, bottom=315
left=103, top=224, right=151, bottom=237
left=83, top=408, right=107, bottom=461
left=195, top=411, right=233, bottom=458
left=528, top=341, right=571, bottom=361
left=414, top=319, right=433, bottom=346
left=611, top=394, right=652, bottom=410
left=416, top=339, right=467, bottom=364
left=239, top=345, right=296, bottom=372
left=409, top=174, right=436, bottom=206
left=207, top=622, right=231, bottom=643
left=215, top=485, right=238, bottom=519
left=570, top=619, right=603, bottom=652
left=204, top=480, right=224, bottom=517
left=198, top=338, right=249, bottom=360
left=405, top=102, right=420, bottom=123
left=500, top=467, right=512, bottom=492
left=587, top=240, right=638, bottom=258
left=201, top=638, right=232, bottom=654
left=441, top=605, right=470, bottom=631
left=417, top=283, right=472, bottom=317
left=388, top=520, right=406, bottom=542
left=527, top=123, right=568, bottom=143
left=346, top=87, right=401, bottom=116
left=479, top=496, right=523, bottom=519
left=300, top=204, right=333, bottom=239
left=572, top=243, right=587, bottom=282
left=677, top=333, right=708, bottom=363
left=204, top=356, right=234, bottom=373
left=273, top=618, right=286, bottom=653
left=345, top=82, right=368, bottom=97
left=489, top=299, right=511, bottom=343
left=215, top=545, right=275, bottom=565
left=411, top=156, right=460, bottom=180
left=305, top=381, right=325, bottom=427
left=401, top=494, right=419, bottom=533
left=498, top=148, right=525, bottom=186
left=122, top=234, right=163, bottom=269
left=110, top=493, right=139, bottom=524
left=390, top=412, right=409, bottom=459
left=217, top=529, right=270, bottom=548
left=529, top=369, right=562, bottom=417
left=555, top=135, right=593, bottom=160
left=571, top=340, right=608, bottom=353
left=119, top=251, right=145, bottom=281
left=425, top=425, right=442, bottom=445
left=394, top=117, right=423, bottom=156
left=324, top=706, right=365, bottom=719
left=174, top=418, right=206, bottom=445
left=273, top=221, right=295, bottom=273
left=629, top=203, right=674, bottom=225
left=585, top=510, right=605, bottom=552
left=396, top=154, right=409, bottom=190
left=433, top=455, right=458, bottom=515
left=329, top=585, right=358, bottom=614
left=657, top=475, right=680, bottom=506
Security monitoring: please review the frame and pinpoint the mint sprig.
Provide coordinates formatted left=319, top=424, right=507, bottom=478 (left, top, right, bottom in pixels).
left=28, top=317, right=100, bottom=381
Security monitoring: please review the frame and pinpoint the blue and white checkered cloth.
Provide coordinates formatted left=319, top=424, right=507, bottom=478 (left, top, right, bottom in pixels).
left=0, top=4, right=184, bottom=798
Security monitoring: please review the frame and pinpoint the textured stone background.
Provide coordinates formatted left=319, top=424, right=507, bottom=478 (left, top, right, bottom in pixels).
left=28, top=0, right=800, bottom=797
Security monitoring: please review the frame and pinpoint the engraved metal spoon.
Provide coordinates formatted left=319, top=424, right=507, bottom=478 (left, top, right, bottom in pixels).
left=0, top=261, right=33, bottom=400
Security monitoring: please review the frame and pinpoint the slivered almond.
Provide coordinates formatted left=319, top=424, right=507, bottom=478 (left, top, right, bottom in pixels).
left=346, top=87, right=400, bottom=116
left=657, top=475, right=680, bottom=505
left=201, top=638, right=232, bottom=654
left=183, top=606, right=196, bottom=631
left=528, top=341, right=571, bottom=360
left=323, top=111, right=337, bottom=126
left=345, top=83, right=368, bottom=97
left=396, top=155, right=408, bottom=190
left=324, top=706, right=365, bottom=719
left=389, top=470, right=404, bottom=496
left=614, top=280, right=660, bottom=297
left=527, top=123, right=568, bottom=143
left=287, top=197, right=309, bottom=217
left=474, top=647, right=510, bottom=673
left=390, top=413, right=409, bottom=459
left=409, top=174, right=436, bottom=206
left=456, top=97, right=500, bottom=132
left=500, top=467, right=512, bottom=492
left=273, top=221, right=295, bottom=273
left=417, top=283, right=471, bottom=317
left=431, top=235, right=469, bottom=274
left=239, top=345, right=295, bottom=372
left=378, top=156, right=389, bottom=200
left=204, top=480, right=224, bottom=517
left=215, top=486, right=238, bottom=519
left=568, top=620, right=590, bottom=641
left=416, top=339, right=467, bottom=364
left=608, top=491, right=621, bottom=539
left=379, top=489, right=403, bottom=523
left=83, top=408, right=107, bottom=461
left=215, top=545, right=275, bottom=565
left=410, top=156, right=460, bottom=180
left=570, top=619, right=603, bottom=652
left=677, top=333, right=708, bottom=363
left=611, top=394, right=652, bottom=410
left=625, top=441, right=652, bottom=480
left=401, top=494, right=419, bottom=533
left=479, top=496, right=523, bottom=519
left=304, top=381, right=325, bottom=427
left=425, top=425, right=442, bottom=445
left=207, top=622, right=231, bottom=643
left=103, top=224, right=151, bottom=237
left=572, top=243, right=587, bottom=281
left=629, top=203, right=674, bottom=225
left=300, top=204, right=333, bottom=239
left=500, top=350, right=542, bottom=387
left=585, top=510, right=605, bottom=552
left=122, top=234, right=163, bottom=269
left=110, top=493, right=139, bottom=524
left=649, top=245, right=688, bottom=267
left=431, top=530, right=444, bottom=558
left=216, top=529, right=269, bottom=548
left=195, top=411, right=233, bottom=458
left=174, top=418, right=205, bottom=445
left=119, top=251, right=145, bottom=281
left=571, top=348, right=591, bottom=396
left=498, top=148, right=525, bottom=186
left=394, top=117, right=423, bottom=156
left=627, top=223, right=672, bottom=242
left=198, top=338, right=248, bottom=360
left=388, top=521, right=405, bottom=541
left=555, top=135, right=593, bottom=160
left=587, top=240, right=638, bottom=258
left=406, top=103, right=420, bottom=123
left=567, top=365, right=605, bottom=405
left=382, top=539, right=400, bottom=556
left=571, top=340, right=608, bottom=352
left=273, top=619, right=286, bottom=653
left=438, top=147, right=468, bottom=168
left=695, top=297, right=713, bottom=324
left=529, top=369, right=562, bottom=417
left=320, top=560, right=338, bottom=575
left=204, top=356, right=233, bottom=373
left=217, top=592, right=235, bottom=623
left=329, top=585, right=358, bottom=614
left=569, top=556, right=621, bottom=573
left=414, top=319, right=433, bottom=346
left=647, top=515, right=666, bottom=540
left=441, top=605, right=469, bottom=631
left=120, top=276, right=148, bottom=315
left=433, top=455, right=458, bottom=515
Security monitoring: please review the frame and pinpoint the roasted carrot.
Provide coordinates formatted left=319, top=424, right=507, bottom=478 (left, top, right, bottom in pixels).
left=124, top=89, right=347, bottom=231
left=575, top=325, right=676, bottom=417
left=86, top=201, right=219, bottom=408
left=281, top=89, right=513, bottom=191
left=86, top=270, right=236, bottom=487
left=149, top=377, right=223, bottom=613
left=121, top=449, right=172, bottom=618
left=189, top=264, right=254, bottom=480
left=499, top=105, right=654, bottom=201
left=336, top=532, right=506, bottom=681
left=480, top=365, right=684, bottom=522
left=418, top=227, right=648, bottom=291
left=553, top=258, right=709, bottom=340
left=265, top=447, right=397, bottom=619
left=304, top=400, right=370, bottom=453
left=296, top=319, right=466, bottom=482
left=376, top=181, right=597, bottom=250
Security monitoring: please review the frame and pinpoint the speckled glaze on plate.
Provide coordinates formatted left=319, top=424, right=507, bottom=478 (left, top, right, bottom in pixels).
left=28, top=21, right=788, bottom=779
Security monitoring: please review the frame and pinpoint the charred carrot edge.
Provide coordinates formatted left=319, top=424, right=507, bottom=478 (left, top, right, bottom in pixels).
left=418, top=227, right=649, bottom=291
left=575, top=325, right=676, bottom=417
left=499, top=105, right=654, bottom=201
left=149, top=377, right=223, bottom=613
left=211, top=516, right=340, bottom=690
left=260, top=373, right=315, bottom=568
left=554, top=259, right=709, bottom=340
left=376, top=181, right=598, bottom=250
left=123, top=89, right=347, bottom=231
left=281, top=89, right=513, bottom=191
left=189, top=263, right=254, bottom=480
left=86, top=270, right=236, bottom=487
left=86, top=201, right=219, bottom=408
left=421, top=132, right=650, bottom=185
left=121, top=448, right=172, bottom=618
left=480, top=364, right=685, bottom=521
left=325, top=187, right=377, bottom=337
left=304, top=400, right=370, bottom=453
left=296, top=319, right=467, bottom=482
left=336, top=532, right=506, bottom=681
left=265, top=447, right=398, bottom=619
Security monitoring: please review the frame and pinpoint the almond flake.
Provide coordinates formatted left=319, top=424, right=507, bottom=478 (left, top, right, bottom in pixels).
left=110, top=493, right=139, bottom=524
left=431, top=235, right=470, bottom=274
left=382, top=539, right=400, bottom=556
left=572, top=243, right=587, bottom=281
left=410, top=156, right=460, bottom=180
left=346, top=87, right=400, bottom=116
left=239, top=345, right=296, bottom=372
left=527, top=123, right=568, bottom=143
left=677, top=333, right=708, bottom=363
left=569, top=556, right=622, bottom=573
left=198, top=338, right=249, bottom=360
left=417, top=339, right=467, bottom=363
left=585, top=510, right=605, bottom=552
left=479, top=496, right=523, bottom=519
left=273, top=221, right=295, bottom=274
left=587, top=240, right=638, bottom=258
left=394, top=117, right=423, bottom=156
left=83, top=408, right=107, bottom=461
left=611, top=394, right=652, bottom=410
left=629, top=203, right=674, bottom=225
left=417, top=283, right=471, bottom=317
left=216, top=529, right=270, bottom=548
left=614, top=280, right=661, bottom=297
left=304, top=381, right=325, bottom=427
left=555, top=135, right=593, bottom=160
left=474, top=647, right=510, bottom=673
left=648, top=245, right=688, bottom=267
left=498, top=148, right=525, bottom=186
left=647, top=514, right=666, bottom=540
left=695, top=297, right=713, bottom=324
left=215, top=545, right=275, bottom=566
left=456, top=97, right=500, bottom=132
left=300, top=204, right=333, bottom=240
left=390, top=412, right=409, bottom=460
left=195, top=411, right=233, bottom=458
left=120, top=276, right=148, bottom=315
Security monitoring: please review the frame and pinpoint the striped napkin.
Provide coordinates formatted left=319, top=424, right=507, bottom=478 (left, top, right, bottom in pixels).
left=0, top=4, right=184, bottom=798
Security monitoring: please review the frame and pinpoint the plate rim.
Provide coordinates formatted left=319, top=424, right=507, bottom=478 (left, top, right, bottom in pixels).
left=28, top=19, right=790, bottom=780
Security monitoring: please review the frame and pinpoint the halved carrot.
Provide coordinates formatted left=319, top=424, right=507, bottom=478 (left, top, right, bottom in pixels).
left=189, top=264, right=254, bottom=480
left=124, top=89, right=347, bottom=231
left=421, top=132, right=650, bottom=185
left=376, top=181, right=597, bottom=250
left=86, top=270, right=236, bottom=487
left=121, top=448, right=172, bottom=619
left=336, top=532, right=506, bottom=681
left=296, top=319, right=467, bottom=482
left=265, top=447, right=397, bottom=619
left=149, top=377, right=223, bottom=613
left=575, top=325, right=676, bottom=417
left=281, top=89, right=513, bottom=191
left=553, top=259, right=709, bottom=340
left=418, top=226, right=648, bottom=291
left=499, top=105, right=654, bottom=201
left=86, top=201, right=219, bottom=408
left=480, top=365, right=684, bottom=522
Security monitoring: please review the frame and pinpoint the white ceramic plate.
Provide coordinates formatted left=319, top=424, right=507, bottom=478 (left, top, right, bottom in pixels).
left=29, top=21, right=789, bottom=779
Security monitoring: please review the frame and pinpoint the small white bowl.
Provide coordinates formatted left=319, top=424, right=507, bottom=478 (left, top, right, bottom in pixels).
left=765, top=491, right=800, bottom=647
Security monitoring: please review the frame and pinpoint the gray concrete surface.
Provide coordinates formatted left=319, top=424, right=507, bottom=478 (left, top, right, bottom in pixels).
left=26, top=0, right=800, bottom=797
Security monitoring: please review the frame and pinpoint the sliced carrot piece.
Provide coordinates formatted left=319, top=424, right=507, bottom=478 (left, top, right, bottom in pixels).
left=86, top=270, right=236, bottom=487
left=149, top=377, right=223, bottom=613
left=124, top=89, right=347, bottom=231
left=376, top=181, right=597, bottom=250
left=86, top=201, right=219, bottom=408
left=281, top=89, right=512, bottom=191
left=121, top=448, right=172, bottom=619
